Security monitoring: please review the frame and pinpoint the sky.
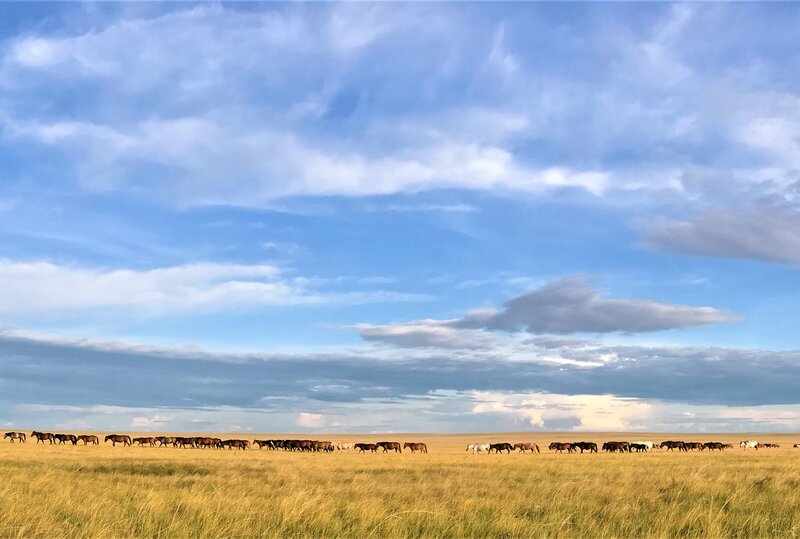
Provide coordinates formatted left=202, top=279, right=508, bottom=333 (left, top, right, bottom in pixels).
left=1, top=2, right=800, bottom=434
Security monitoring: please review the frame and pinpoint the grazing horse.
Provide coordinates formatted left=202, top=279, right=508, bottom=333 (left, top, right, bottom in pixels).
left=703, top=442, right=725, bottom=451
left=404, top=442, right=428, bottom=454
left=467, top=443, right=490, bottom=454
left=572, top=441, right=597, bottom=453
left=4, top=432, right=26, bottom=443
left=762, top=443, right=780, bottom=448
left=549, top=442, right=574, bottom=453
left=794, top=444, right=800, bottom=449
left=133, top=437, right=156, bottom=447
left=32, top=431, right=55, bottom=444
left=355, top=443, right=379, bottom=453
left=77, top=435, right=99, bottom=445
left=660, top=441, right=686, bottom=452
left=513, top=443, right=540, bottom=454
left=377, top=441, right=402, bottom=453
left=489, top=442, right=513, bottom=454
left=105, top=434, right=132, bottom=446
left=739, top=440, right=759, bottom=450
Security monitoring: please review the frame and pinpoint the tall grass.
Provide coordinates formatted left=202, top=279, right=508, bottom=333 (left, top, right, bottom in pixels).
left=1, top=432, right=798, bottom=537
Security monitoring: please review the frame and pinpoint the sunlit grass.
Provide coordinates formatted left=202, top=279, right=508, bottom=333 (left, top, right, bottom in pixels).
left=1, top=432, right=798, bottom=537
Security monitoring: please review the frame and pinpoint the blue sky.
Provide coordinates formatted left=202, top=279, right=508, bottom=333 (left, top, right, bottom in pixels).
left=1, top=2, right=800, bottom=433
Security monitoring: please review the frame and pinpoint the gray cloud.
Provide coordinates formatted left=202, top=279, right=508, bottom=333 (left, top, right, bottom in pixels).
left=640, top=206, right=800, bottom=265
left=450, top=277, right=735, bottom=334
left=3, top=328, right=800, bottom=433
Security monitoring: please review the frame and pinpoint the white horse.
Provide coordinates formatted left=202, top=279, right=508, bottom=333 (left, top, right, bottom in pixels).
left=631, top=441, right=654, bottom=451
left=740, top=440, right=759, bottom=450
left=466, top=443, right=490, bottom=454
left=335, top=442, right=352, bottom=451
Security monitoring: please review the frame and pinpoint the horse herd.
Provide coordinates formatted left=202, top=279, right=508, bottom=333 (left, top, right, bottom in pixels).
left=4, top=432, right=428, bottom=453
left=466, top=440, right=788, bottom=453
left=5, top=432, right=795, bottom=454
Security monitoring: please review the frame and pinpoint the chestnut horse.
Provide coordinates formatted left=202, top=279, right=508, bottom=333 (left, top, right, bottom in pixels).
left=377, top=441, right=402, bottom=453
left=403, top=442, right=428, bottom=453
left=513, top=443, right=540, bottom=454
left=77, top=435, right=99, bottom=445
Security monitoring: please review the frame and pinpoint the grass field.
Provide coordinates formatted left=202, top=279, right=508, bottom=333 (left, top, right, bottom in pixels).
left=1, top=432, right=799, bottom=538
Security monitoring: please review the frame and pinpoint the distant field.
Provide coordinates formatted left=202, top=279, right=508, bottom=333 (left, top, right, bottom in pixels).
left=2, top=432, right=800, bottom=538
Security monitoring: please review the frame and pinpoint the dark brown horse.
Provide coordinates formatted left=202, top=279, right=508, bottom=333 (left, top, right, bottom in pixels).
left=104, top=434, right=132, bottom=446
left=602, top=441, right=629, bottom=453
left=489, top=442, right=513, bottom=454
left=355, top=443, right=379, bottom=453
left=703, top=442, right=725, bottom=451
left=221, top=439, right=249, bottom=450
left=32, top=431, right=55, bottom=444
left=377, top=441, right=402, bottom=453
left=4, top=432, right=26, bottom=443
left=572, top=441, right=597, bottom=453
left=513, top=443, right=540, bottom=454
left=54, top=433, right=77, bottom=445
left=403, top=442, right=428, bottom=453
left=660, top=441, right=686, bottom=452
left=253, top=440, right=274, bottom=449
left=77, top=435, right=99, bottom=445
left=684, top=442, right=703, bottom=451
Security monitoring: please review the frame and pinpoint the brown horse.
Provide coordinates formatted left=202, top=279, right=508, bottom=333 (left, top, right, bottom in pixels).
left=703, top=442, right=725, bottom=451
left=77, top=435, right=99, bottom=445
left=105, top=434, right=132, bottom=446
left=4, top=432, right=26, bottom=443
left=154, top=436, right=175, bottom=447
left=133, top=437, right=156, bottom=447
left=377, top=441, right=402, bottom=453
left=32, top=431, right=55, bottom=444
left=549, top=442, right=574, bottom=453
left=513, top=443, right=540, bottom=454
left=403, top=442, right=428, bottom=454
left=355, top=443, right=379, bottom=453
left=221, top=439, right=249, bottom=450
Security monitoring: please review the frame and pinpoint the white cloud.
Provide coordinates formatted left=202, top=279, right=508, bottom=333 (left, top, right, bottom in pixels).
left=131, top=414, right=172, bottom=428
left=471, top=391, right=653, bottom=431
left=0, top=260, right=426, bottom=316
left=296, top=412, right=324, bottom=428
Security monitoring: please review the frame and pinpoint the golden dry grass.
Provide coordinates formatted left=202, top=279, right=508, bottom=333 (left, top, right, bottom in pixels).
left=1, top=431, right=800, bottom=538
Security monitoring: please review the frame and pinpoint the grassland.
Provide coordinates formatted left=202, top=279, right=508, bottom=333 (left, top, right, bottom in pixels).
left=1, top=432, right=800, bottom=538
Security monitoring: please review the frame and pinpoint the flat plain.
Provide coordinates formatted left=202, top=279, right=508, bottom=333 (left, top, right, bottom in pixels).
left=1, top=432, right=800, bottom=538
